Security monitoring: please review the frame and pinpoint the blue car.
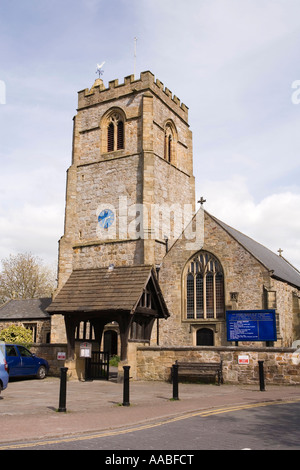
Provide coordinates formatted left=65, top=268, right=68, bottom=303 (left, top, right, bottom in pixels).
left=5, top=344, right=49, bottom=379
left=0, top=343, right=9, bottom=393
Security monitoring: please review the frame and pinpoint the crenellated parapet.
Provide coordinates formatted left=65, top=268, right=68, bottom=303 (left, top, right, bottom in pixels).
left=77, top=71, right=189, bottom=122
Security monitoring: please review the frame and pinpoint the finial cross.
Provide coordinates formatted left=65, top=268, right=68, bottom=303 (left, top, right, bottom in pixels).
left=278, top=248, right=283, bottom=257
left=198, top=197, right=206, bottom=207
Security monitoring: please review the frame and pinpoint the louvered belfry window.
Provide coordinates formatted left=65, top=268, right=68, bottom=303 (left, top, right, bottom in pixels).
left=185, top=252, right=225, bottom=320
left=107, top=113, right=124, bottom=152
left=107, top=122, right=114, bottom=152
left=117, top=120, right=124, bottom=150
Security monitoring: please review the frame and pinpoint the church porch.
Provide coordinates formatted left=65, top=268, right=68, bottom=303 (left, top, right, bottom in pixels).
left=46, top=265, right=169, bottom=380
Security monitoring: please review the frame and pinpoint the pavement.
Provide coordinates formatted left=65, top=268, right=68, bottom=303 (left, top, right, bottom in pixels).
left=1, top=371, right=300, bottom=446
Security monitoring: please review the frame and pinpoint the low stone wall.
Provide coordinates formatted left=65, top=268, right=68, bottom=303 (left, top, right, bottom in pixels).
left=31, top=342, right=300, bottom=384
left=134, top=345, right=300, bottom=385
left=31, top=343, right=68, bottom=377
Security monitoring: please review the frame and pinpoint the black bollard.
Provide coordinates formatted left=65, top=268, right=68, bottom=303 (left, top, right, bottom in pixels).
left=122, top=365, right=130, bottom=406
left=58, top=367, right=68, bottom=412
left=172, top=362, right=179, bottom=400
left=258, top=360, right=265, bottom=391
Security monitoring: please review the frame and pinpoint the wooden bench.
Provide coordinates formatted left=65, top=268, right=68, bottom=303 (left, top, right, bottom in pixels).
left=174, top=360, right=223, bottom=385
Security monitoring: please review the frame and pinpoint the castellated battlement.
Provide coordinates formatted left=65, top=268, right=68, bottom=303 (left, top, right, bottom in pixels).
left=77, top=71, right=189, bottom=122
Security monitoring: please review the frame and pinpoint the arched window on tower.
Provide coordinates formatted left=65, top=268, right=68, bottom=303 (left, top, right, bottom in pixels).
left=185, top=251, right=225, bottom=320
left=164, top=122, right=177, bottom=163
left=106, top=112, right=124, bottom=152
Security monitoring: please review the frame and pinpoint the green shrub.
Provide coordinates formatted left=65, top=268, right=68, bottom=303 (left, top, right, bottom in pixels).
left=109, top=355, right=120, bottom=367
left=0, top=325, right=32, bottom=348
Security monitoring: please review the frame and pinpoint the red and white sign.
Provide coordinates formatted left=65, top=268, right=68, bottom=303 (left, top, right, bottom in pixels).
left=238, top=355, right=249, bottom=364
left=57, top=352, right=66, bottom=360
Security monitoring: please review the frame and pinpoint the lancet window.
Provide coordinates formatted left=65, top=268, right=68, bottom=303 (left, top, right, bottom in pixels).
left=164, top=122, right=177, bottom=163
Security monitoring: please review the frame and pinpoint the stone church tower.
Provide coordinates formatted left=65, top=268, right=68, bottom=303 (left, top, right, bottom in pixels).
left=51, top=71, right=195, bottom=344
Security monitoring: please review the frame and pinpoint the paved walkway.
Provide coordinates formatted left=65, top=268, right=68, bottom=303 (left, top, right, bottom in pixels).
left=1, top=376, right=300, bottom=445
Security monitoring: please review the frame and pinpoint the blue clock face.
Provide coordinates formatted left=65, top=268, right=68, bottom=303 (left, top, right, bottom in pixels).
left=98, top=209, right=115, bottom=229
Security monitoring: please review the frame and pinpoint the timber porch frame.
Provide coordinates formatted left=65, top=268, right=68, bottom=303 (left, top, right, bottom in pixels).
left=47, top=265, right=169, bottom=361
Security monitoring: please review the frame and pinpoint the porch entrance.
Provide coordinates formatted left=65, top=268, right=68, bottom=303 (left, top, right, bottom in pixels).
left=104, top=330, right=118, bottom=357
left=85, top=351, right=110, bottom=380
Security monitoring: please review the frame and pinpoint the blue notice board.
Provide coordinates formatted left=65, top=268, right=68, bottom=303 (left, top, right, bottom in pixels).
left=226, top=310, right=277, bottom=342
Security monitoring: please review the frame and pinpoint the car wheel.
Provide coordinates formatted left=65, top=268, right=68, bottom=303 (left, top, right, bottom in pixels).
left=36, top=366, right=47, bottom=379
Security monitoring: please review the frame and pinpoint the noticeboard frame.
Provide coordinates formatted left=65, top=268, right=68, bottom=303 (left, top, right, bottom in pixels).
left=80, top=342, right=92, bottom=358
left=226, top=309, right=277, bottom=342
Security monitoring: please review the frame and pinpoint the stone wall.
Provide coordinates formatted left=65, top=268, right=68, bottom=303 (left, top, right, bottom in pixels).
left=30, top=343, right=67, bottom=377
left=272, top=278, right=300, bottom=346
left=31, top=340, right=300, bottom=385
left=134, top=345, right=300, bottom=385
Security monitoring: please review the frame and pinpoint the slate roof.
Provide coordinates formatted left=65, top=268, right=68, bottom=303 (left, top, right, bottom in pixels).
left=46, top=265, right=169, bottom=317
left=210, top=213, right=300, bottom=289
left=0, top=298, right=52, bottom=320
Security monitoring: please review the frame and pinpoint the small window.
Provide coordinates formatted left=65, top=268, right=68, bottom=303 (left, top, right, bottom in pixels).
left=164, top=121, right=177, bottom=163
left=23, top=323, right=37, bottom=342
left=196, top=328, right=214, bottom=346
left=164, top=127, right=172, bottom=162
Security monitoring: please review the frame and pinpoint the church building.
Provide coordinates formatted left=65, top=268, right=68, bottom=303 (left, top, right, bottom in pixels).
left=47, top=71, right=300, bottom=381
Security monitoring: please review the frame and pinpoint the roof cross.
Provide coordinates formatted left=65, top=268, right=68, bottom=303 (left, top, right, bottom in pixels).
left=198, top=196, right=206, bottom=207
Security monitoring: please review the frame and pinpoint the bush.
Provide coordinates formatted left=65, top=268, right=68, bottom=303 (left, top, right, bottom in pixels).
left=109, top=355, right=120, bottom=367
left=0, top=325, right=32, bottom=348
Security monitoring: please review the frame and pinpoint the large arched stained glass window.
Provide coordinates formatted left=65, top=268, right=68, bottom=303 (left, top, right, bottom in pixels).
left=185, top=252, right=225, bottom=320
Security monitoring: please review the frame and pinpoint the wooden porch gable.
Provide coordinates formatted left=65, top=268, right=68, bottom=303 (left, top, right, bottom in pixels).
left=46, top=265, right=169, bottom=360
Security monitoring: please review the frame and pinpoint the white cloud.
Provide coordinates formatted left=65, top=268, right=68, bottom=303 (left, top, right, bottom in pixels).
left=0, top=203, right=63, bottom=266
left=0, top=164, right=65, bottom=266
left=199, top=176, right=300, bottom=270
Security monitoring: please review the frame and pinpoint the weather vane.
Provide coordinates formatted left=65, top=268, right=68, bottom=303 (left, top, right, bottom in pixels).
left=96, top=61, right=105, bottom=79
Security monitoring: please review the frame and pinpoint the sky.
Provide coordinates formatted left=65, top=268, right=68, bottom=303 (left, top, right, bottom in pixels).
left=0, top=0, right=300, bottom=271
